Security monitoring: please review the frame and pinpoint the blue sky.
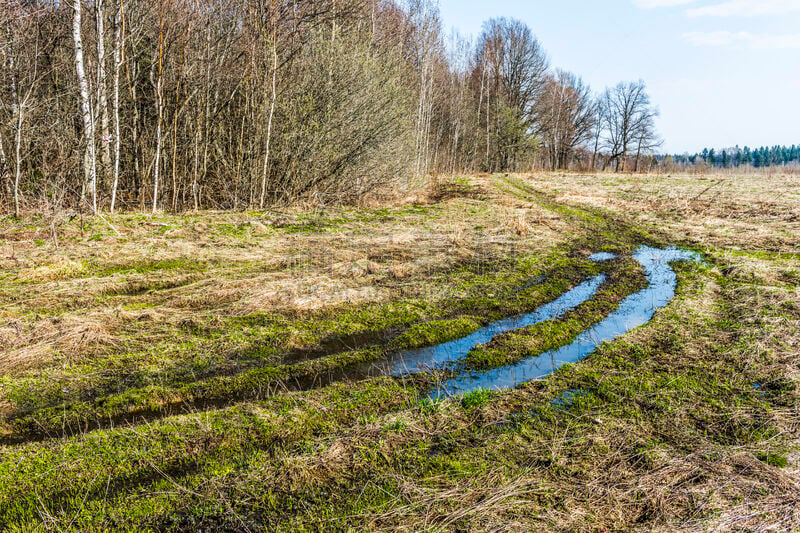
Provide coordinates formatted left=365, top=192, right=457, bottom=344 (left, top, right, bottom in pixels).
left=437, top=0, right=800, bottom=153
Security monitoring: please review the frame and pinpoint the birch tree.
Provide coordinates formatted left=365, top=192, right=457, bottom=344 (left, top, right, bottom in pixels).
left=96, top=0, right=113, bottom=187
left=535, top=70, right=595, bottom=170
left=110, top=0, right=124, bottom=212
left=152, top=0, right=166, bottom=213
left=475, top=18, right=548, bottom=170
left=73, top=0, right=97, bottom=214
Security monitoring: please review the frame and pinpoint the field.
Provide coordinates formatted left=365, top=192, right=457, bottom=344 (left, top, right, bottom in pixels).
left=1, top=172, right=798, bottom=531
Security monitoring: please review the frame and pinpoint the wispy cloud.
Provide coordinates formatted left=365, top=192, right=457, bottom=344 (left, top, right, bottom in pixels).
left=683, top=31, right=800, bottom=48
left=634, top=0, right=800, bottom=15
left=687, top=0, right=800, bottom=16
left=633, top=0, right=697, bottom=7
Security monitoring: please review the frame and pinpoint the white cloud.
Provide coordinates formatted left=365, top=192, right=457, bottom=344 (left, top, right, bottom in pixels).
left=633, top=0, right=697, bottom=7
left=687, top=0, right=800, bottom=17
left=682, top=31, right=800, bottom=48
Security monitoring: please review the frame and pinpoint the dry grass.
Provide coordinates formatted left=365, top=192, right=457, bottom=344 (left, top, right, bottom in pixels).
left=0, top=172, right=798, bottom=532
left=0, top=176, right=567, bottom=390
left=528, top=172, right=800, bottom=252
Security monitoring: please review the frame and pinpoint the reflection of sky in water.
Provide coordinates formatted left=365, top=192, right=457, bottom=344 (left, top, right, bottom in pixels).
left=390, top=274, right=607, bottom=375
left=431, top=246, right=699, bottom=398
left=588, top=252, right=617, bottom=262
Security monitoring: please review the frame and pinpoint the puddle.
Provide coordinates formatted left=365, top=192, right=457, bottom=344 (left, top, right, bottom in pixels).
left=551, top=388, right=590, bottom=409
left=389, top=274, right=607, bottom=376
left=588, top=252, right=617, bottom=262
left=431, top=246, right=699, bottom=398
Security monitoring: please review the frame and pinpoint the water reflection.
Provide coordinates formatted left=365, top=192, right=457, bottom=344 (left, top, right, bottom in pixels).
left=431, top=246, right=699, bottom=397
left=390, top=274, right=607, bottom=375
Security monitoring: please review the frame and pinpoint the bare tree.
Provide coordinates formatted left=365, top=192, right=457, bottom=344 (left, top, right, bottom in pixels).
left=475, top=18, right=548, bottom=170
left=73, top=0, right=98, bottom=214
left=633, top=107, right=661, bottom=172
left=110, top=0, right=125, bottom=212
left=535, top=70, right=595, bottom=170
left=4, top=7, right=46, bottom=217
left=408, top=0, right=441, bottom=178
left=96, top=0, right=113, bottom=188
left=599, top=80, right=658, bottom=172
left=151, top=0, right=166, bottom=213
left=260, top=0, right=279, bottom=209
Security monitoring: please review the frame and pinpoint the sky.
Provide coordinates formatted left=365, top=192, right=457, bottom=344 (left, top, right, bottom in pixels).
left=437, top=0, right=800, bottom=153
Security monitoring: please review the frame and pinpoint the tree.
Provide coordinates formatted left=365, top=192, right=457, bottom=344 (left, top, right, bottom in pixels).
left=632, top=109, right=660, bottom=172
left=474, top=18, right=548, bottom=170
left=110, top=0, right=125, bottom=212
left=535, top=70, right=595, bottom=170
left=599, top=80, right=658, bottom=172
left=259, top=0, right=279, bottom=209
left=96, top=0, right=113, bottom=187
left=73, top=0, right=98, bottom=214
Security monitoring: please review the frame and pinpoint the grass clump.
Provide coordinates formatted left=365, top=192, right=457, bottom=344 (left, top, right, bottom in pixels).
left=460, top=389, right=493, bottom=409
left=389, top=316, right=483, bottom=350
left=756, top=452, right=788, bottom=468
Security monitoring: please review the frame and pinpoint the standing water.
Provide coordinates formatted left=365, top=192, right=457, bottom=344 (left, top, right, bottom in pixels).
left=431, top=246, right=700, bottom=397
left=390, top=274, right=607, bottom=375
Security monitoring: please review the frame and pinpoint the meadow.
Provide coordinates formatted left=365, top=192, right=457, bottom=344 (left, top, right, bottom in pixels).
left=0, top=172, right=798, bottom=531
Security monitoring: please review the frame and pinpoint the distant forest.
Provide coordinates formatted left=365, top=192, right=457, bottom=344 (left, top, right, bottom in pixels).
left=670, top=145, right=800, bottom=168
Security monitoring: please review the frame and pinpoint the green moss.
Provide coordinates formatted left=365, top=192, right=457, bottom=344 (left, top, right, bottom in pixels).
left=757, top=452, right=788, bottom=468
left=389, top=316, right=483, bottom=350
left=95, top=257, right=209, bottom=276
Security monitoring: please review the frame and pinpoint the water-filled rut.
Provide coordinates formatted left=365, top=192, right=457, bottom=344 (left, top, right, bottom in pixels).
left=389, top=274, right=608, bottom=375
left=2, top=246, right=699, bottom=444
left=427, top=246, right=699, bottom=396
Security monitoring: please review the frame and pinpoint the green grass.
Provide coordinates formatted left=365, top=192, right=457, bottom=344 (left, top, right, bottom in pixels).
left=462, top=256, right=647, bottom=371
left=0, top=173, right=797, bottom=531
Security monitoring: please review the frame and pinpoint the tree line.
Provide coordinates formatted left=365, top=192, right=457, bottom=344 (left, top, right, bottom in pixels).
left=0, top=0, right=661, bottom=216
left=670, top=145, right=800, bottom=169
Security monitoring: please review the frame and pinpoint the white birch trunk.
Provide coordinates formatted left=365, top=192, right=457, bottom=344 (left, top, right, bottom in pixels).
left=110, top=0, right=123, bottom=212
left=8, top=34, right=21, bottom=217
left=13, top=105, right=23, bottom=218
left=73, top=0, right=97, bottom=214
left=96, top=0, right=112, bottom=187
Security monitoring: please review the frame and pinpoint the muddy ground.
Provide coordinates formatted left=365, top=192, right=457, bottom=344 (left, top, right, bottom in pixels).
left=0, top=172, right=798, bottom=531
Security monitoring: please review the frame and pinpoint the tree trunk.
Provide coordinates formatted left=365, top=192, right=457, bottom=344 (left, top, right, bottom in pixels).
left=73, top=0, right=97, bottom=214
left=485, top=80, right=490, bottom=171
left=96, top=0, right=113, bottom=190
left=8, top=34, right=21, bottom=217
left=152, top=8, right=165, bottom=213
left=260, top=5, right=278, bottom=209
left=591, top=120, right=601, bottom=170
left=13, top=106, right=23, bottom=218
left=635, top=138, right=643, bottom=173
left=473, top=61, right=485, bottom=168
left=171, top=37, right=187, bottom=211
left=124, top=46, right=141, bottom=208
left=0, top=128, right=8, bottom=199
left=110, top=0, right=124, bottom=212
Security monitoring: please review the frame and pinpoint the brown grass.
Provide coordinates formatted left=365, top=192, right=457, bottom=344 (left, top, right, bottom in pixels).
left=0, top=172, right=797, bottom=531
